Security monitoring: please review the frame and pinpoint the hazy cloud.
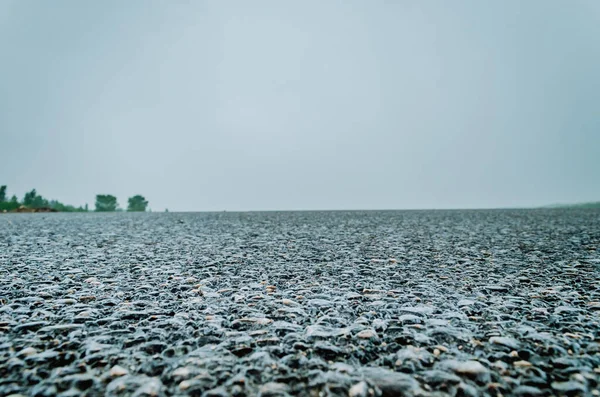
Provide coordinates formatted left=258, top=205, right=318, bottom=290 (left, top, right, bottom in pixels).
left=1, top=0, right=599, bottom=210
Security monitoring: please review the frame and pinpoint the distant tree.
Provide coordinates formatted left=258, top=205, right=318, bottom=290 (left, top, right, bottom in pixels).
left=84, top=203, right=89, bottom=212
left=49, top=200, right=62, bottom=211
left=0, top=187, right=16, bottom=211
left=23, top=189, right=48, bottom=209
left=22, top=189, right=36, bottom=206
left=0, top=193, right=20, bottom=212
left=49, top=200, right=84, bottom=212
left=95, top=194, right=118, bottom=212
left=127, top=195, right=148, bottom=212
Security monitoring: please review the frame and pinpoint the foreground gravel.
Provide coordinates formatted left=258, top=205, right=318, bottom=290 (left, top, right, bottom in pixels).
left=1, top=210, right=599, bottom=397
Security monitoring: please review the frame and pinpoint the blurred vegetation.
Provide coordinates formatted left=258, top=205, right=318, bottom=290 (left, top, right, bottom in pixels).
left=23, top=189, right=49, bottom=209
left=127, top=195, right=148, bottom=212
left=562, top=202, right=600, bottom=209
left=0, top=186, right=88, bottom=212
left=1, top=185, right=149, bottom=213
left=544, top=201, right=600, bottom=209
left=95, top=195, right=119, bottom=212
left=0, top=187, right=20, bottom=211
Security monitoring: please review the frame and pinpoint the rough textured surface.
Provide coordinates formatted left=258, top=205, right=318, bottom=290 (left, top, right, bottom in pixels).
left=0, top=209, right=599, bottom=396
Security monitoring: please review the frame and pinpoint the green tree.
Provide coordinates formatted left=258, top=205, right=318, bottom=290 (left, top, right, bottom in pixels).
left=0, top=186, right=21, bottom=212
left=95, top=194, right=118, bottom=212
left=23, top=189, right=48, bottom=208
left=23, top=190, right=35, bottom=206
left=127, top=195, right=148, bottom=212
left=49, top=200, right=82, bottom=212
left=0, top=194, right=20, bottom=212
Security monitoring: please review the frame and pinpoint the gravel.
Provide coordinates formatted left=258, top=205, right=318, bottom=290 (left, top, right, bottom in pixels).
left=0, top=209, right=599, bottom=396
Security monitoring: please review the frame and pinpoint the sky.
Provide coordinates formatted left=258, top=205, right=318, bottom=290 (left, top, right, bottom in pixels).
left=1, top=0, right=599, bottom=211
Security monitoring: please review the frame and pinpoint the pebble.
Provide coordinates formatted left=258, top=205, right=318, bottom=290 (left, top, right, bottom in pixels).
left=348, top=381, right=369, bottom=397
left=362, top=367, right=423, bottom=396
left=16, top=347, right=37, bottom=357
left=357, top=329, right=378, bottom=339
left=513, top=360, right=532, bottom=367
left=109, top=365, right=129, bottom=377
left=420, top=369, right=461, bottom=385
left=258, top=382, right=290, bottom=396
left=551, top=380, right=586, bottom=394
left=489, top=336, right=520, bottom=350
left=513, top=385, right=544, bottom=396
left=440, top=360, right=491, bottom=383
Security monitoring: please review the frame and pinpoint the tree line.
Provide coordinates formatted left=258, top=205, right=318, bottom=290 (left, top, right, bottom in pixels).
left=0, top=185, right=149, bottom=213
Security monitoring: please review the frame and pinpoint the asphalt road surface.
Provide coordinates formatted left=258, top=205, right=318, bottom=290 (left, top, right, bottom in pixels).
left=1, top=210, right=599, bottom=396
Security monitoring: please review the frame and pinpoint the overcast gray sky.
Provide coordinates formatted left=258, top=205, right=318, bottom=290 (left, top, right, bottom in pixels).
left=1, top=1, right=599, bottom=211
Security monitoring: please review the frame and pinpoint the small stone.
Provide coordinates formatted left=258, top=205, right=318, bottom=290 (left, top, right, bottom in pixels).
left=482, top=285, right=509, bottom=292
left=357, top=329, right=378, bottom=339
left=109, top=365, right=128, bottom=377
left=457, top=382, right=479, bottom=397
left=372, top=319, right=387, bottom=331
left=440, top=360, right=490, bottom=383
left=348, top=381, right=369, bottom=397
left=55, top=298, right=77, bottom=304
left=551, top=380, right=586, bottom=394
left=258, top=382, right=290, bottom=396
left=308, top=299, right=333, bottom=307
left=314, top=341, right=346, bottom=358
left=572, top=374, right=586, bottom=384
left=231, top=317, right=272, bottom=328
left=179, top=380, right=192, bottom=390
left=205, top=387, right=230, bottom=397
left=421, top=370, right=461, bottom=386
left=362, top=367, right=423, bottom=396
left=489, top=336, right=520, bottom=350
left=513, top=360, right=532, bottom=367
left=76, top=310, right=92, bottom=318
left=14, top=321, right=49, bottom=333
left=399, top=306, right=434, bottom=316
left=399, top=314, right=422, bottom=324
left=16, top=347, right=38, bottom=357
left=458, top=299, right=476, bottom=307
left=39, top=324, right=84, bottom=335
left=257, top=336, right=280, bottom=346
left=172, top=367, right=191, bottom=378
left=305, top=325, right=348, bottom=339
left=513, top=385, right=543, bottom=396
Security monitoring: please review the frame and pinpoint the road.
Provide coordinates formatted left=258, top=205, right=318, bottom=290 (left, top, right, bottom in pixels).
left=1, top=210, right=599, bottom=396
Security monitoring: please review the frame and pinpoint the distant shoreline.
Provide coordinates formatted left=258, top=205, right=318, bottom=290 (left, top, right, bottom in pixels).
left=2, top=205, right=599, bottom=214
